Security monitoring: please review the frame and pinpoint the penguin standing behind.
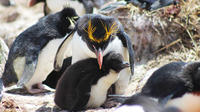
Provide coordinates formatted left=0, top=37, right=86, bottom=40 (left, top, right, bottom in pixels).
left=28, top=0, right=113, bottom=16
left=1, top=7, right=78, bottom=94
left=141, top=61, right=200, bottom=100
left=54, top=14, right=134, bottom=95
left=125, top=0, right=179, bottom=11
left=54, top=52, right=129, bottom=111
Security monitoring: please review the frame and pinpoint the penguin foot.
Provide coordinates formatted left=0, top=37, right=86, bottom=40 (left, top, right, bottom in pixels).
left=27, top=83, right=46, bottom=94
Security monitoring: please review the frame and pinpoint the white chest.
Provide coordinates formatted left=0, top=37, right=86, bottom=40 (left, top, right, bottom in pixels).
left=25, top=37, right=65, bottom=89
left=71, top=33, right=124, bottom=64
left=86, top=70, right=119, bottom=108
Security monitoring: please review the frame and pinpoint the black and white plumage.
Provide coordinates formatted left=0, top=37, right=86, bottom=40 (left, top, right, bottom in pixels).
left=141, top=61, right=200, bottom=101
left=114, top=94, right=182, bottom=112
left=114, top=94, right=162, bottom=112
left=54, top=14, right=134, bottom=94
left=1, top=8, right=78, bottom=94
left=54, top=52, right=129, bottom=111
left=42, top=57, right=72, bottom=89
left=126, top=0, right=178, bottom=11
left=28, top=0, right=112, bottom=16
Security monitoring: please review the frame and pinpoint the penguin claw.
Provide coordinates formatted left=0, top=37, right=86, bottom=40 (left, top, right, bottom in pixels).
left=27, top=83, right=46, bottom=94
left=27, top=88, right=45, bottom=94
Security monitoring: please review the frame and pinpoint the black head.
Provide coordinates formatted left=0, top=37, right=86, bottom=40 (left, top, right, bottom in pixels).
left=52, top=7, right=79, bottom=36
left=76, top=14, right=120, bottom=69
left=182, top=62, right=200, bottom=91
left=103, top=52, right=129, bottom=73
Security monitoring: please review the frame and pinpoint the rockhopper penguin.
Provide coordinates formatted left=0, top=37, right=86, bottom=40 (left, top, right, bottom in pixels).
left=125, top=0, right=179, bottom=11
left=114, top=93, right=182, bottom=112
left=28, top=0, right=113, bottom=16
left=141, top=61, right=200, bottom=101
left=54, top=52, right=129, bottom=111
left=55, top=14, right=134, bottom=95
left=1, top=7, right=78, bottom=94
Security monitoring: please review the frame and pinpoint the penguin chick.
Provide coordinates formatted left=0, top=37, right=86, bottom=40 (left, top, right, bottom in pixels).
left=126, top=0, right=178, bottom=11
left=43, top=57, right=72, bottom=89
left=1, top=7, right=78, bottom=94
left=54, top=52, right=129, bottom=111
left=141, top=61, right=200, bottom=101
left=55, top=14, right=134, bottom=95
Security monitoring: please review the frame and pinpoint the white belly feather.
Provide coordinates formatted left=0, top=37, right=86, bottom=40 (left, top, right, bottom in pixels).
left=25, top=37, right=66, bottom=89
left=46, top=0, right=85, bottom=16
left=87, top=70, right=119, bottom=108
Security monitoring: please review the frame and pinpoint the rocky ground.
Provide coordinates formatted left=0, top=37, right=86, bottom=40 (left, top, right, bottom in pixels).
left=0, top=0, right=199, bottom=112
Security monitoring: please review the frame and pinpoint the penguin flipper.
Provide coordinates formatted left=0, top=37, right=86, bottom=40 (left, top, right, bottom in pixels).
left=17, top=55, right=38, bottom=87
left=117, top=31, right=134, bottom=76
left=54, top=31, right=74, bottom=71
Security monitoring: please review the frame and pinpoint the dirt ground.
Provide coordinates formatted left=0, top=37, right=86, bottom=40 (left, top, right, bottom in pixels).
left=0, top=0, right=199, bottom=112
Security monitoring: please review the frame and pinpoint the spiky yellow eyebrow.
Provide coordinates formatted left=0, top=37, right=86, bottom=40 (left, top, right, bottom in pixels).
left=83, top=19, right=119, bottom=43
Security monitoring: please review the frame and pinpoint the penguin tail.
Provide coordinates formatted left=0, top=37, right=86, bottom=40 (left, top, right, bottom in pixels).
left=1, top=61, right=18, bottom=87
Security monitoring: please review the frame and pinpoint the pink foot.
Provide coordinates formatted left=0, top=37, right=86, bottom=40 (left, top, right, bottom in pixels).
left=27, top=83, right=46, bottom=94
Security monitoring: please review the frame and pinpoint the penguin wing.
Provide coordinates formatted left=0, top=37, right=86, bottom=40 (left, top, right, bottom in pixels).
left=17, top=52, right=39, bottom=87
left=54, top=31, right=74, bottom=71
left=117, top=31, right=134, bottom=76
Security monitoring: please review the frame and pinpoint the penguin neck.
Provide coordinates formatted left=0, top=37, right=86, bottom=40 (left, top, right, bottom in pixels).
left=72, top=32, right=124, bottom=64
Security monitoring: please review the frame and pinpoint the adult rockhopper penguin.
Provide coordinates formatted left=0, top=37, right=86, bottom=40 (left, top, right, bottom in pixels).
left=125, top=0, right=179, bottom=11
left=1, top=7, right=78, bottom=94
left=54, top=52, right=129, bottom=111
left=141, top=61, right=200, bottom=101
left=28, top=0, right=112, bottom=16
left=54, top=14, right=134, bottom=95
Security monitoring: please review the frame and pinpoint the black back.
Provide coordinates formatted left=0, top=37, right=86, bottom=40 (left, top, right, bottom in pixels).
left=141, top=62, right=190, bottom=99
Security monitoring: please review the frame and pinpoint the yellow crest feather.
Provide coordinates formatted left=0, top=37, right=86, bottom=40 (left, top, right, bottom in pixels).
left=83, top=19, right=118, bottom=43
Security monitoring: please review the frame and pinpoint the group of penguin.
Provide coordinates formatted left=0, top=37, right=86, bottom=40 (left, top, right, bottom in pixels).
left=1, top=0, right=199, bottom=112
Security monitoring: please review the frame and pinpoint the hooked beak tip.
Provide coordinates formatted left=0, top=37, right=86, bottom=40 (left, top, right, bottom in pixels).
left=95, top=48, right=103, bottom=70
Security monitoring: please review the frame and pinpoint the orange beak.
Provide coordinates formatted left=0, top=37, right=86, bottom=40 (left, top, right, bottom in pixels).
left=93, top=46, right=103, bottom=69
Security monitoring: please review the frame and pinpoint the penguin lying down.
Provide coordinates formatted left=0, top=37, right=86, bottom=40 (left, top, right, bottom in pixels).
left=111, top=61, right=200, bottom=111
left=114, top=93, right=181, bottom=112
left=141, top=61, right=200, bottom=100
left=54, top=52, right=129, bottom=111
left=1, top=7, right=78, bottom=94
